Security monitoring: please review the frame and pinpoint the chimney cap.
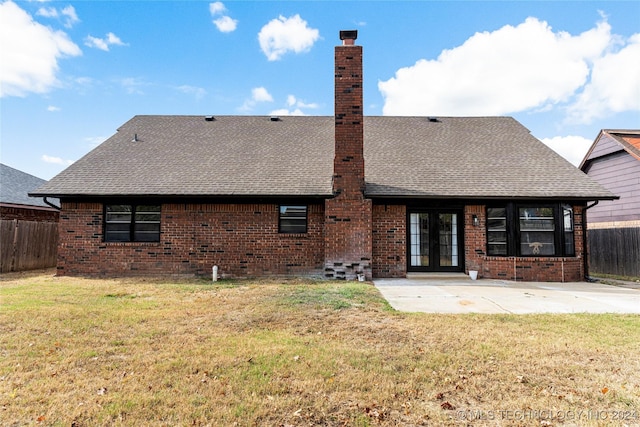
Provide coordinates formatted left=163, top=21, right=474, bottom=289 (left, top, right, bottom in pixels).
left=339, top=30, right=358, bottom=41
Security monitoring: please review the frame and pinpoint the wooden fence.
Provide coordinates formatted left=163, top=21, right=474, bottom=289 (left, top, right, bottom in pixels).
left=588, top=227, right=640, bottom=278
left=1, top=219, right=58, bottom=273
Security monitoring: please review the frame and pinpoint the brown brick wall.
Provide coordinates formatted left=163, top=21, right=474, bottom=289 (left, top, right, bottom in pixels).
left=324, top=197, right=372, bottom=279
left=464, top=204, right=585, bottom=282
left=56, top=201, right=588, bottom=281
left=56, top=202, right=325, bottom=278
left=1, top=205, right=59, bottom=222
left=372, top=204, right=406, bottom=277
left=324, top=41, right=372, bottom=280
left=333, top=44, right=365, bottom=198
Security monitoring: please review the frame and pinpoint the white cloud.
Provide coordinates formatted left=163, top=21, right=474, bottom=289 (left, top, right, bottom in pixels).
left=213, top=16, right=238, bottom=33
left=239, top=86, right=274, bottom=111
left=286, top=94, right=318, bottom=109
left=176, top=85, right=207, bottom=100
left=42, top=154, right=74, bottom=166
left=210, top=2, right=237, bottom=33
left=0, top=1, right=81, bottom=98
left=36, top=6, right=58, bottom=18
left=269, top=108, right=306, bottom=116
left=85, top=32, right=127, bottom=51
left=47, top=105, right=60, bottom=112
left=541, top=135, right=593, bottom=166
left=36, top=5, right=79, bottom=28
left=252, top=87, right=273, bottom=102
left=269, top=94, right=319, bottom=115
left=209, top=2, right=226, bottom=15
left=379, top=17, right=616, bottom=117
left=106, top=33, right=124, bottom=45
left=61, top=5, right=79, bottom=28
left=118, top=77, right=147, bottom=95
left=258, top=15, right=320, bottom=61
left=566, top=33, right=640, bottom=124
left=85, top=35, right=108, bottom=51
left=240, top=91, right=318, bottom=114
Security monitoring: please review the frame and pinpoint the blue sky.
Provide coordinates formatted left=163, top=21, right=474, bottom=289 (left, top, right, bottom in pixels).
left=1, top=0, right=639, bottom=180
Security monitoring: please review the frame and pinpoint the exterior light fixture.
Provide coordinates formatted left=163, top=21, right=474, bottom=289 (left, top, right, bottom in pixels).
left=472, top=214, right=479, bottom=227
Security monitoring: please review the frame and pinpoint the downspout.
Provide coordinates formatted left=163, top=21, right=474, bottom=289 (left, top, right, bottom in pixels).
left=582, top=201, right=599, bottom=282
left=43, top=197, right=61, bottom=210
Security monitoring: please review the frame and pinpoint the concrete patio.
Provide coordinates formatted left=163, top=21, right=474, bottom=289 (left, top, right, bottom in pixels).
left=373, top=274, right=640, bottom=314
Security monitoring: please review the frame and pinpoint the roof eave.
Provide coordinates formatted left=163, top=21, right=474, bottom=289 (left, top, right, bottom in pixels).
left=0, top=202, right=60, bottom=211
left=366, top=194, right=620, bottom=201
left=30, top=192, right=334, bottom=200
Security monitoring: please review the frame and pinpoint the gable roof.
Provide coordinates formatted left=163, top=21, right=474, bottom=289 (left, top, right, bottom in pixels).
left=580, top=129, right=640, bottom=170
left=364, top=116, right=613, bottom=199
left=1, top=163, right=59, bottom=208
left=31, top=115, right=616, bottom=201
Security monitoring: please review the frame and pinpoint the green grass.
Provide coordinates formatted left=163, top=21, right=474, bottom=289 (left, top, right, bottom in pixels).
left=279, top=281, right=384, bottom=309
left=1, top=272, right=639, bottom=426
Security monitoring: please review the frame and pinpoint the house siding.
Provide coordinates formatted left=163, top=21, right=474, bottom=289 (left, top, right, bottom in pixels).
left=56, top=202, right=325, bottom=277
left=583, top=151, right=640, bottom=224
left=464, top=204, right=585, bottom=282
left=586, top=133, right=621, bottom=159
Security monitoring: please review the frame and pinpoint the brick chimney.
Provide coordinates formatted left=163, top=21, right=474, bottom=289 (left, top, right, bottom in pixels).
left=324, top=30, right=373, bottom=280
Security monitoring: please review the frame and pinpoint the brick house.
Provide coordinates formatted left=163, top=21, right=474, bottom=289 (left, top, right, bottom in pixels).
left=31, top=31, right=616, bottom=281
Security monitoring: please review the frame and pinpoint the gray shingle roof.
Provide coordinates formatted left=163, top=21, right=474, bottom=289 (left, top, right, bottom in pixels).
left=31, top=115, right=616, bottom=200
left=1, top=163, right=58, bottom=208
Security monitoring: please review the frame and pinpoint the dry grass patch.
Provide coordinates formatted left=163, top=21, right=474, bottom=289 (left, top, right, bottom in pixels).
left=1, top=271, right=639, bottom=426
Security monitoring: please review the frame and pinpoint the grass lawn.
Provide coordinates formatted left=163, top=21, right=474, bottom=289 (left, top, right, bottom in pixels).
left=1, top=271, right=639, bottom=426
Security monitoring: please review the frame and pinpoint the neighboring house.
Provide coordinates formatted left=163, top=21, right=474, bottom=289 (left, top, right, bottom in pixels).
left=31, top=31, right=616, bottom=282
left=1, top=164, right=59, bottom=272
left=1, top=163, right=59, bottom=222
left=579, top=130, right=640, bottom=277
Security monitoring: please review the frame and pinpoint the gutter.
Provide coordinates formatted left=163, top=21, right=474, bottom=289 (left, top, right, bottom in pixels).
left=582, top=201, right=599, bottom=282
left=43, top=197, right=61, bottom=211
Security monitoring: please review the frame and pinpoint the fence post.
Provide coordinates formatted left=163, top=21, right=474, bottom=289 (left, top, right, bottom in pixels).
left=10, top=219, right=18, bottom=272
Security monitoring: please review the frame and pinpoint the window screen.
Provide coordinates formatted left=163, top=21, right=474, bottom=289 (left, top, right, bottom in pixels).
left=279, top=205, right=307, bottom=233
left=105, top=204, right=160, bottom=242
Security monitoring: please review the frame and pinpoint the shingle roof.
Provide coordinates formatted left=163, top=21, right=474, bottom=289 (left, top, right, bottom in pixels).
left=31, top=115, right=616, bottom=200
left=1, top=163, right=58, bottom=208
left=607, top=129, right=640, bottom=161
left=580, top=129, right=640, bottom=169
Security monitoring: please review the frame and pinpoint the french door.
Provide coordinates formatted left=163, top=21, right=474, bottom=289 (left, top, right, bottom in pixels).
left=408, top=210, right=463, bottom=272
